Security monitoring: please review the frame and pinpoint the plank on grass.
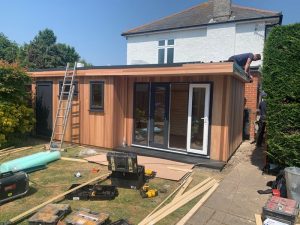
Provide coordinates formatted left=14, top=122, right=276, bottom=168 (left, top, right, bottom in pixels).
left=0, top=146, right=32, bottom=157
left=9, top=173, right=110, bottom=224
left=145, top=173, right=193, bottom=219
left=139, top=179, right=216, bottom=225
left=141, top=180, right=217, bottom=225
left=61, top=157, right=88, bottom=163
left=172, top=176, right=193, bottom=202
left=176, top=183, right=220, bottom=225
left=141, top=177, right=212, bottom=224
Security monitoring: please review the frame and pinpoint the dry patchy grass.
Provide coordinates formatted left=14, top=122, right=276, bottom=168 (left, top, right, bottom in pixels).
left=0, top=145, right=214, bottom=225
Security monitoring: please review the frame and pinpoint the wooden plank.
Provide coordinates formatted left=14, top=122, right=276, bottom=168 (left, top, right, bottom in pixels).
left=172, top=176, right=193, bottom=202
left=0, top=146, right=32, bottom=157
left=255, top=214, right=263, bottom=225
left=176, top=183, right=219, bottom=225
left=139, top=179, right=217, bottom=225
left=0, top=146, right=15, bottom=151
left=145, top=173, right=193, bottom=219
left=60, top=157, right=88, bottom=163
left=139, top=178, right=213, bottom=225
left=9, top=173, right=110, bottom=224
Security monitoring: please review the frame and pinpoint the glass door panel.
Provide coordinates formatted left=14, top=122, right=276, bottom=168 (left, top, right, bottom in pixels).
left=149, top=84, right=169, bottom=148
left=133, top=84, right=149, bottom=145
left=187, top=84, right=210, bottom=155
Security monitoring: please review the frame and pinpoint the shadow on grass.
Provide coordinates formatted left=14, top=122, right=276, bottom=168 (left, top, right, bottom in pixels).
left=0, top=186, right=38, bottom=207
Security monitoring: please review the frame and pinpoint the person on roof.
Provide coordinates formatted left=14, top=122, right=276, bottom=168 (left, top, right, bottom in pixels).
left=228, top=53, right=261, bottom=81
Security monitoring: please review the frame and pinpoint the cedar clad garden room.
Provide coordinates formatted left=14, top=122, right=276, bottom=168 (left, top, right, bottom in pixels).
left=30, top=61, right=249, bottom=165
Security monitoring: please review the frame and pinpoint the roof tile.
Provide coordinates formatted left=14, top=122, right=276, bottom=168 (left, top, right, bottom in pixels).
left=122, top=2, right=281, bottom=36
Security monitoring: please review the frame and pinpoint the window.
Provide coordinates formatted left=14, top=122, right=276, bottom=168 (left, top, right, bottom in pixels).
left=59, top=81, right=78, bottom=96
left=158, top=39, right=174, bottom=64
left=90, top=81, right=104, bottom=111
left=158, top=49, right=165, bottom=64
left=167, top=48, right=174, bottom=64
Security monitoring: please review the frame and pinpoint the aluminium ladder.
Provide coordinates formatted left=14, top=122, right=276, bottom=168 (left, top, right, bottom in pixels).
left=49, top=62, right=77, bottom=151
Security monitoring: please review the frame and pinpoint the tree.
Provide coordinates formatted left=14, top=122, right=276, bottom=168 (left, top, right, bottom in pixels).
left=20, top=29, right=80, bottom=69
left=0, top=33, right=19, bottom=63
left=0, top=61, right=35, bottom=146
left=262, top=23, right=300, bottom=166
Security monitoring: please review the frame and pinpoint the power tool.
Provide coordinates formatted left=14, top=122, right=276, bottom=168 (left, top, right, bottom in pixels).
left=144, top=169, right=156, bottom=178
left=140, top=184, right=158, bottom=198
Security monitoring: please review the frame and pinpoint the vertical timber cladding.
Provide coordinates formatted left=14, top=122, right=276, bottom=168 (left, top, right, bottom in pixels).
left=117, top=75, right=244, bottom=162
left=79, top=76, right=115, bottom=148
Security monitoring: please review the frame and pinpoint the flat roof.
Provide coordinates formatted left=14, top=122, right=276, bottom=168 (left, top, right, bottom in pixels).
left=29, top=62, right=250, bottom=83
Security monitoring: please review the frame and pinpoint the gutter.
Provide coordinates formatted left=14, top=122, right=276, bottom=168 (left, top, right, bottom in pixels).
left=122, top=15, right=282, bottom=37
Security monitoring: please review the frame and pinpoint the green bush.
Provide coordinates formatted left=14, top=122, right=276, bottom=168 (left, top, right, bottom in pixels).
left=263, top=23, right=300, bottom=166
left=0, top=61, right=35, bottom=147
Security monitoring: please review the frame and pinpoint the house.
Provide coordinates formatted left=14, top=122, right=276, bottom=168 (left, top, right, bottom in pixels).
left=31, top=62, right=247, bottom=168
left=122, top=0, right=282, bottom=138
left=30, top=0, right=281, bottom=167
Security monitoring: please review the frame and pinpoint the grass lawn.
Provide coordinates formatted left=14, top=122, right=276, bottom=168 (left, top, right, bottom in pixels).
left=0, top=143, right=211, bottom=225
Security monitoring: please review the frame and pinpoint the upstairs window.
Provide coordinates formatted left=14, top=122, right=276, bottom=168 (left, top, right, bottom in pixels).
left=90, top=81, right=104, bottom=111
left=158, top=39, right=174, bottom=64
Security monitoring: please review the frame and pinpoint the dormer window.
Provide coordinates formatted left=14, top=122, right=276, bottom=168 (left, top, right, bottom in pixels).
left=158, top=39, right=174, bottom=64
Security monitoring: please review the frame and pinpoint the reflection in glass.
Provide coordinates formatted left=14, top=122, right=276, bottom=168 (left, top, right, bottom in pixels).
left=153, top=86, right=166, bottom=145
left=134, top=84, right=149, bottom=145
left=190, top=88, right=205, bottom=150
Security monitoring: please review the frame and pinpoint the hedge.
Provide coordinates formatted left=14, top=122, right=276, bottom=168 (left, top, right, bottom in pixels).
left=262, top=23, right=300, bottom=166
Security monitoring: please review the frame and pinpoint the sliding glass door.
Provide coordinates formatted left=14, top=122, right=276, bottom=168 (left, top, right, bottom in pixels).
left=133, top=84, right=149, bottom=145
left=133, top=82, right=210, bottom=156
left=149, top=84, right=170, bottom=148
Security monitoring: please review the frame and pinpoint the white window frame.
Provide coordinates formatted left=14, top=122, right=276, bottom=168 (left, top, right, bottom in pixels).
left=158, top=39, right=174, bottom=64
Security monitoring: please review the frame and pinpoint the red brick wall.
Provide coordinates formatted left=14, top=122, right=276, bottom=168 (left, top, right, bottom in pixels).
left=244, top=72, right=261, bottom=139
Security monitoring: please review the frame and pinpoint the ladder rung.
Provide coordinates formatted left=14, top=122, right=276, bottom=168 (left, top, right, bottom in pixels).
left=57, top=116, right=64, bottom=118
left=55, top=133, right=63, bottom=135
left=61, top=92, right=69, bottom=94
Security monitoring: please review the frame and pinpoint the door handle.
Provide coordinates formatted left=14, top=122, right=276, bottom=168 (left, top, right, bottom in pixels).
left=201, top=117, right=209, bottom=124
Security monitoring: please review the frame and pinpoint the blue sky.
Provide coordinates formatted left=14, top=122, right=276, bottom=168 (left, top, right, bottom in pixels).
left=0, top=0, right=299, bottom=65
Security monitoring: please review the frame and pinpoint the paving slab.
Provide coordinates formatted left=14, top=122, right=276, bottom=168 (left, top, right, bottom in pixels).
left=187, top=142, right=275, bottom=225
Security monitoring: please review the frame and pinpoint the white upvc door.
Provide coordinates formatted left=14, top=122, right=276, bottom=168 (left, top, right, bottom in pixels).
left=187, top=84, right=211, bottom=155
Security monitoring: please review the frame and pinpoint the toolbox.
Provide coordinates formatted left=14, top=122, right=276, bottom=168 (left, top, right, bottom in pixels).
left=65, top=184, right=118, bottom=201
left=0, top=171, right=29, bottom=204
left=107, top=152, right=138, bottom=173
left=263, top=196, right=299, bottom=225
left=110, top=165, right=145, bottom=189
left=65, top=209, right=109, bottom=225
left=28, top=204, right=71, bottom=225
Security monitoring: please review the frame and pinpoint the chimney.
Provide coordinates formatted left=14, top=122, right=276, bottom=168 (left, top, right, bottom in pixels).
left=209, top=0, right=232, bottom=22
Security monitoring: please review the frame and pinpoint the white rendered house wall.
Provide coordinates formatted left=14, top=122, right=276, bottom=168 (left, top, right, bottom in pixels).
left=126, top=21, right=265, bottom=67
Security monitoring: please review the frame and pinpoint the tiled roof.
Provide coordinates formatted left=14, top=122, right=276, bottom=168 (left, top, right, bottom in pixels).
left=122, top=2, right=282, bottom=36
